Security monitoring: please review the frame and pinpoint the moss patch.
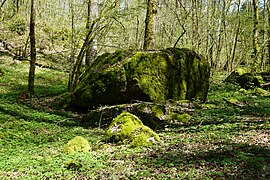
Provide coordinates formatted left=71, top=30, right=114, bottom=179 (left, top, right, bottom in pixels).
left=106, top=112, right=160, bottom=147
left=63, top=136, right=91, bottom=154
left=166, top=113, right=191, bottom=124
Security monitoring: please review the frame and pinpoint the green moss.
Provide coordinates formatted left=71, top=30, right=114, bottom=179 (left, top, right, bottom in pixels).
left=203, top=104, right=217, bottom=109
left=151, top=105, right=165, bottom=118
left=106, top=112, right=142, bottom=142
left=63, top=136, right=91, bottom=154
left=177, top=100, right=190, bottom=103
left=130, top=126, right=161, bottom=147
left=106, top=112, right=160, bottom=147
left=227, top=98, right=239, bottom=104
left=0, top=68, right=5, bottom=77
left=125, top=52, right=168, bottom=102
left=166, top=113, right=191, bottom=124
left=64, top=160, right=82, bottom=171
left=254, top=88, right=269, bottom=95
left=239, top=88, right=248, bottom=94
left=235, top=67, right=249, bottom=75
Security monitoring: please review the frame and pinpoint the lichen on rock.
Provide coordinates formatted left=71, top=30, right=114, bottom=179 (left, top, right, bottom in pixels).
left=63, top=136, right=91, bottom=154
left=106, top=112, right=160, bottom=147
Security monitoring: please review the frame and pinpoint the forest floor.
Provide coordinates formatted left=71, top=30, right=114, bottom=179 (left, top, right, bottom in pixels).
left=0, top=54, right=269, bottom=179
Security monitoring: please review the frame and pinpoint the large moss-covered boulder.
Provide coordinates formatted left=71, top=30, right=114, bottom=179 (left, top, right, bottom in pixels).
left=71, top=48, right=210, bottom=110
left=106, top=112, right=160, bottom=147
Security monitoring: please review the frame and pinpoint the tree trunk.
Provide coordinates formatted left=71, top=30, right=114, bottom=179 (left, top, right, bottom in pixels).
left=68, top=0, right=76, bottom=91
left=267, top=1, right=270, bottom=71
left=85, top=0, right=98, bottom=66
left=143, top=0, right=157, bottom=50
left=230, top=0, right=241, bottom=71
left=28, top=0, right=36, bottom=97
left=252, top=0, right=259, bottom=72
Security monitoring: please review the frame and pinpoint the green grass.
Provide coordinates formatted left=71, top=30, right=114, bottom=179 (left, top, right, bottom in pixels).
left=0, top=56, right=269, bottom=179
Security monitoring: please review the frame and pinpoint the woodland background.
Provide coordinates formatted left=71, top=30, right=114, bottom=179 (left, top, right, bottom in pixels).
left=1, top=0, right=269, bottom=73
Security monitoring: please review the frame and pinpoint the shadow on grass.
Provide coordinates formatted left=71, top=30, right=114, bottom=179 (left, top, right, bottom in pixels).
left=0, top=102, right=77, bottom=127
left=135, top=143, right=270, bottom=179
left=0, top=50, right=13, bottom=57
left=191, top=96, right=270, bottom=128
left=0, top=83, right=76, bottom=127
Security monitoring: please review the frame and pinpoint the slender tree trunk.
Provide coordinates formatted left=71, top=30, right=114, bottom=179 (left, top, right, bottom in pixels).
left=215, top=0, right=225, bottom=70
left=261, top=0, right=267, bottom=70
left=28, top=0, right=36, bottom=96
left=85, top=0, right=98, bottom=66
left=143, top=0, right=157, bottom=50
left=16, top=0, right=19, bottom=14
left=267, top=1, right=270, bottom=71
left=230, top=0, right=241, bottom=71
left=68, top=0, right=76, bottom=91
left=252, top=0, right=259, bottom=72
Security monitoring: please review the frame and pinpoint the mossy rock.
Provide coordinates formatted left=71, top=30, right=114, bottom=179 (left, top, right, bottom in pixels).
left=63, top=136, right=91, bottom=154
left=225, top=68, right=270, bottom=90
left=71, top=48, right=210, bottom=110
left=237, top=73, right=262, bottom=89
left=106, top=112, right=160, bottom=147
left=225, top=67, right=249, bottom=84
left=165, top=113, right=191, bottom=124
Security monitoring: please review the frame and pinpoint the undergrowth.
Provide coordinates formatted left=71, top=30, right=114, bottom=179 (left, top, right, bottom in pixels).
left=0, top=56, right=269, bottom=179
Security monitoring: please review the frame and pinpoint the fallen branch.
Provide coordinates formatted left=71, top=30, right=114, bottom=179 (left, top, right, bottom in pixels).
left=223, top=98, right=243, bottom=107
left=261, top=82, right=270, bottom=89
